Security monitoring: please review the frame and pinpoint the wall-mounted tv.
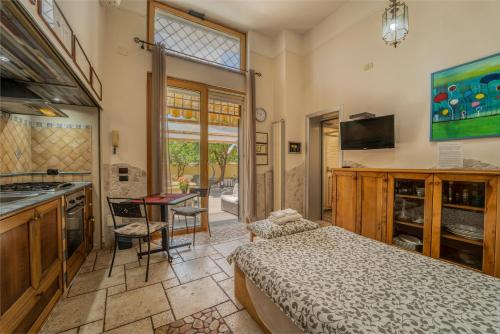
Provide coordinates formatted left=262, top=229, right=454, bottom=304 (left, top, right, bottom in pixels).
left=340, top=115, right=395, bottom=150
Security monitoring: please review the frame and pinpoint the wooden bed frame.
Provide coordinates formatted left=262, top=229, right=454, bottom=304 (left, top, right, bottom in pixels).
left=234, top=264, right=271, bottom=333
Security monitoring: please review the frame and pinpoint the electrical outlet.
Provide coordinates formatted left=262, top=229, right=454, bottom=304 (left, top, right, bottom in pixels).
left=363, top=62, right=374, bottom=71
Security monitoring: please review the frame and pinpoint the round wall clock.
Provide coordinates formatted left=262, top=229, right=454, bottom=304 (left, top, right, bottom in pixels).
left=256, top=107, right=267, bottom=122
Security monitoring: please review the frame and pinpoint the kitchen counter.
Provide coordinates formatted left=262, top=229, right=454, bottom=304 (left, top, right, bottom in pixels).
left=0, top=182, right=92, bottom=217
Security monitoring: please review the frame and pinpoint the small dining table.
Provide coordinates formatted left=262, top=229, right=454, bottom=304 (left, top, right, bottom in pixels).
left=135, top=192, right=198, bottom=262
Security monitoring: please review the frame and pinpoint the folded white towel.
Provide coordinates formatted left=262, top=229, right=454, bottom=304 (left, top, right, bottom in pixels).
left=269, top=213, right=302, bottom=225
left=270, top=208, right=298, bottom=218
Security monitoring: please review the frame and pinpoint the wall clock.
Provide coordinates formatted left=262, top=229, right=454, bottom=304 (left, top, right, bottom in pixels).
left=256, top=107, right=267, bottom=122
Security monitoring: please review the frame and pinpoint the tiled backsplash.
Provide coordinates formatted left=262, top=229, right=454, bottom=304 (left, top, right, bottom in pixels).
left=0, top=112, right=92, bottom=184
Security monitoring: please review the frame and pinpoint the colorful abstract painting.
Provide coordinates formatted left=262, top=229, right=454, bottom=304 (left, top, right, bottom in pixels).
left=431, top=53, right=500, bottom=141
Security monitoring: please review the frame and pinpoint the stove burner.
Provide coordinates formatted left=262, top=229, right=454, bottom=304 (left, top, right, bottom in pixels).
left=0, top=182, right=73, bottom=192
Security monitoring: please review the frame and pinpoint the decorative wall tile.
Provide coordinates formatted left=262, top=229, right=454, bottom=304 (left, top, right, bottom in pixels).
left=0, top=113, right=32, bottom=174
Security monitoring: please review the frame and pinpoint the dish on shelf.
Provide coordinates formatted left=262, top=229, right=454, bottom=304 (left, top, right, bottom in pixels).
left=412, top=217, right=424, bottom=224
left=444, top=222, right=484, bottom=240
left=393, top=234, right=422, bottom=251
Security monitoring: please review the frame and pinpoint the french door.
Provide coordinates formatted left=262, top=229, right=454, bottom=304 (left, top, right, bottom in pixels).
left=164, top=78, right=243, bottom=231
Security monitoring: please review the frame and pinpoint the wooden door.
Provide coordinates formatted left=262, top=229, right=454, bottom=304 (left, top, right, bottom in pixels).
left=0, top=199, right=63, bottom=333
left=356, top=172, right=388, bottom=241
left=85, top=186, right=94, bottom=253
left=431, top=174, right=497, bottom=275
left=386, top=173, right=433, bottom=256
left=332, top=170, right=357, bottom=232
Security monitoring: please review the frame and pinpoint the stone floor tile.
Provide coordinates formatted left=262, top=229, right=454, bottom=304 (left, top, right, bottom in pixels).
left=212, top=239, right=243, bottom=257
left=152, top=310, right=175, bottom=328
left=104, top=318, right=154, bottom=334
left=154, top=306, right=229, bottom=334
left=172, top=257, right=221, bottom=284
left=215, top=301, right=238, bottom=317
left=126, top=261, right=176, bottom=290
left=166, top=277, right=228, bottom=319
left=214, top=258, right=234, bottom=277
left=107, top=284, right=126, bottom=297
left=105, top=283, right=170, bottom=330
left=68, top=266, right=125, bottom=297
left=55, top=328, right=78, bottom=334
left=209, top=253, right=224, bottom=261
left=212, top=272, right=229, bottom=282
left=224, top=310, right=263, bottom=334
left=177, top=244, right=219, bottom=261
left=42, top=290, right=106, bottom=333
left=162, top=277, right=180, bottom=290
left=94, top=248, right=139, bottom=270
left=218, top=278, right=243, bottom=309
left=78, top=319, right=104, bottom=334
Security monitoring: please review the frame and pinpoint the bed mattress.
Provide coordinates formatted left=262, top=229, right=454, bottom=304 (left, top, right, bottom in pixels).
left=228, top=226, right=500, bottom=334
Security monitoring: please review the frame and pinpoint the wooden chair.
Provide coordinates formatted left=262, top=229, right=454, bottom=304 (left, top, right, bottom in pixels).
left=171, top=187, right=210, bottom=245
left=107, top=197, right=167, bottom=282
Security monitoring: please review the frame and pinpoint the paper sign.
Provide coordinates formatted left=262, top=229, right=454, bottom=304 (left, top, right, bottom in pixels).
left=438, top=142, right=463, bottom=169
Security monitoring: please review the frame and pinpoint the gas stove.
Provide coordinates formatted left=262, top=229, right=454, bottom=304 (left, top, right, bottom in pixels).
left=0, top=182, right=74, bottom=192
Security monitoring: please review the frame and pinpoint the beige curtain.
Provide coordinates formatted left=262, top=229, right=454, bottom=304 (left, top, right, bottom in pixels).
left=272, top=120, right=285, bottom=210
left=244, top=70, right=257, bottom=221
left=151, top=44, right=168, bottom=195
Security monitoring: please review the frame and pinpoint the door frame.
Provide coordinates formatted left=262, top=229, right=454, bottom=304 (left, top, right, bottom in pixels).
left=304, top=108, right=341, bottom=220
left=147, top=74, right=245, bottom=231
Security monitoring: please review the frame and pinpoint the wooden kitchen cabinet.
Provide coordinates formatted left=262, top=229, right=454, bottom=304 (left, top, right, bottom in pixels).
left=387, top=173, right=434, bottom=256
left=356, top=172, right=388, bottom=241
left=333, top=168, right=500, bottom=277
left=0, top=199, right=63, bottom=333
left=431, top=174, right=497, bottom=275
left=332, top=170, right=357, bottom=233
left=85, top=186, right=94, bottom=254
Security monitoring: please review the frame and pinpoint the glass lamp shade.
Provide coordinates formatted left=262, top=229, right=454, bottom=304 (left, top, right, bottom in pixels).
left=382, top=0, right=409, bottom=47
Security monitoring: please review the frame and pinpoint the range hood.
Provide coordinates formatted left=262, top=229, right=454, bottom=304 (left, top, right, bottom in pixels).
left=0, top=79, right=67, bottom=117
left=0, top=1, right=97, bottom=117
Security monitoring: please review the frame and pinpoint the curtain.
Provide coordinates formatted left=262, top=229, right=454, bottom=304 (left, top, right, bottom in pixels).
left=151, top=44, right=168, bottom=196
left=244, top=70, right=257, bottom=221
left=272, top=120, right=285, bottom=210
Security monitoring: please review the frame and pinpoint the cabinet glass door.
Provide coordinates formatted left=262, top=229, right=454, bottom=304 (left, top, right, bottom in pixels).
left=391, top=178, right=427, bottom=253
left=438, top=180, right=486, bottom=270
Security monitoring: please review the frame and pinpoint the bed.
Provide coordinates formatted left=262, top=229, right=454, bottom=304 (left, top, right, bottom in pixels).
left=228, top=226, right=500, bottom=333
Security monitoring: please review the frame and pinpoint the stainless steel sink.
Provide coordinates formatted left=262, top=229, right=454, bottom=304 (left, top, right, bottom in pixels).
left=0, top=192, right=41, bottom=204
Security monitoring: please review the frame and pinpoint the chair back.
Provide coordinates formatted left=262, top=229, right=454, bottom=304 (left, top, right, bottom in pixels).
left=107, top=197, right=149, bottom=231
left=190, top=186, right=210, bottom=198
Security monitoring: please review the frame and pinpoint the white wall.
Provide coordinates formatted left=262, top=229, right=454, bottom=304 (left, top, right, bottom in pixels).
left=303, top=0, right=500, bottom=168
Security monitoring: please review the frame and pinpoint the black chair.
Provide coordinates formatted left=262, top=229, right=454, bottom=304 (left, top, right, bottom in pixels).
left=171, top=187, right=210, bottom=245
left=107, top=197, right=167, bottom=281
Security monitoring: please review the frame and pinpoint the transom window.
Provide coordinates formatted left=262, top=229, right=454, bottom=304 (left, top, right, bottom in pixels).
left=148, top=1, right=246, bottom=72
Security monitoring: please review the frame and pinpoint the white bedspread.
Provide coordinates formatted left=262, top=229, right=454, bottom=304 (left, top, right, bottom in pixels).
left=228, top=226, right=500, bottom=334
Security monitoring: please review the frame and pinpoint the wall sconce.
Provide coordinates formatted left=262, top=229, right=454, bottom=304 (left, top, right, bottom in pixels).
left=112, top=130, right=119, bottom=154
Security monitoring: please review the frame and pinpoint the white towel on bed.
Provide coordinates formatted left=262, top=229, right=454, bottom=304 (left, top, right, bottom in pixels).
left=269, top=213, right=302, bottom=225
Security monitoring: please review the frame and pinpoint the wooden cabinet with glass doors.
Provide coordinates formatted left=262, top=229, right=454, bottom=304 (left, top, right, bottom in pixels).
left=431, top=174, right=497, bottom=274
left=387, top=173, right=433, bottom=256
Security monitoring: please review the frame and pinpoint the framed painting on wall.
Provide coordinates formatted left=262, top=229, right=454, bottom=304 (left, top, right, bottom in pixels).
left=430, top=53, right=500, bottom=141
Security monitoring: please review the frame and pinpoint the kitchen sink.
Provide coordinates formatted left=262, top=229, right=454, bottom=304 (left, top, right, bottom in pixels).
left=0, top=192, right=41, bottom=204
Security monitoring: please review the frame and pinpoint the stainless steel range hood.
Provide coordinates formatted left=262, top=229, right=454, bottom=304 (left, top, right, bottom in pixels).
left=0, top=79, right=68, bottom=117
left=0, top=1, right=97, bottom=118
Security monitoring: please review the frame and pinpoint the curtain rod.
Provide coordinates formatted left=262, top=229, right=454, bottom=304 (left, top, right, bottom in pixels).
left=133, top=37, right=262, bottom=77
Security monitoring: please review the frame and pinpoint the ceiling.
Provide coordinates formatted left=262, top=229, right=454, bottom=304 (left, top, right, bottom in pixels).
left=120, top=0, right=348, bottom=36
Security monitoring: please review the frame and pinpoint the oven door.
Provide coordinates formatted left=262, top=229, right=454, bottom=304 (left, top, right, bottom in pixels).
left=66, top=204, right=85, bottom=259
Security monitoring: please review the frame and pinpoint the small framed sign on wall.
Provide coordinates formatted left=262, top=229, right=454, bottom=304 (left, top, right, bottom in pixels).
left=288, top=141, right=301, bottom=154
left=256, top=131, right=268, bottom=165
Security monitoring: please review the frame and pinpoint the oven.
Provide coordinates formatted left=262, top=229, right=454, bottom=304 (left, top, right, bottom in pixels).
left=65, top=190, right=85, bottom=260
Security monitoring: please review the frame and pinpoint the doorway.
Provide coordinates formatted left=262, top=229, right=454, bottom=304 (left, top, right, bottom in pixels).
left=164, top=79, right=243, bottom=232
left=305, top=110, right=340, bottom=222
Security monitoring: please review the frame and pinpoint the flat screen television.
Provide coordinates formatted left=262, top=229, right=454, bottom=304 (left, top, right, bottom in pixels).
left=340, top=115, right=395, bottom=150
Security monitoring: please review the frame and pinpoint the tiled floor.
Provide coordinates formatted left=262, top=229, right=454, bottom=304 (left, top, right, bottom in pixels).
left=41, top=222, right=263, bottom=334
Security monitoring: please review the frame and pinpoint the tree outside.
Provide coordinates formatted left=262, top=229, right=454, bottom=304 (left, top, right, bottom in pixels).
left=209, top=143, right=238, bottom=183
left=168, top=141, right=199, bottom=178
